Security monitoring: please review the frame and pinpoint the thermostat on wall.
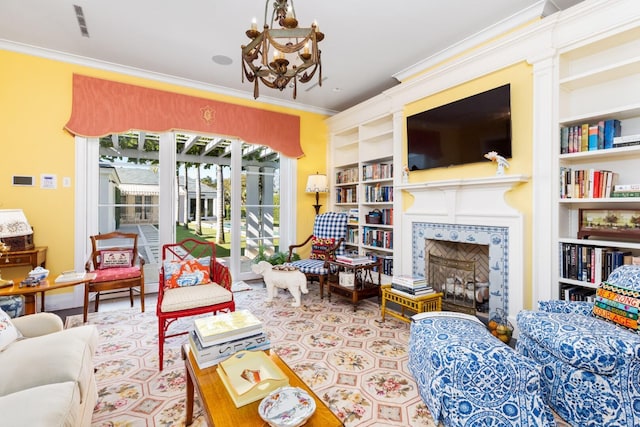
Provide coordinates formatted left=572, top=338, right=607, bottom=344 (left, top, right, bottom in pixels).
left=12, top=176, right=34, bottom=186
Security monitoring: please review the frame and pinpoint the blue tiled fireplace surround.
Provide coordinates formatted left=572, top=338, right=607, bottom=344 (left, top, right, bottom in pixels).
left=411, top=222, right=509, bottom=317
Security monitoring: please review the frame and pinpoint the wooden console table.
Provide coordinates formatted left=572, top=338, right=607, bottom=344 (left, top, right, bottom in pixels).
left=325, top=259, right=381, bottom=311
left=3, top=246, right=47, bottom=269
left=0, top=273, right=95, bottom=314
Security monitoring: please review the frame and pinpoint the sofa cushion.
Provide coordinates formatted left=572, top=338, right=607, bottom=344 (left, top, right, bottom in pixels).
left=517, top=310, right=637, bottom=375
left=0, top=308, right=18, bottom=351
left=592, top=281, right=640, bottom=332
left=0, top=325, right=97, bottom=400
left=163, top=256, right=211, bottom=289
left=0, top=382, right=81, bottom=427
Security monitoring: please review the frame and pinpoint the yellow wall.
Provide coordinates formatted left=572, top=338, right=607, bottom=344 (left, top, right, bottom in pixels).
left=403, top=62, right=534, bottom=308
left=0, top=49, right=327, bottom=278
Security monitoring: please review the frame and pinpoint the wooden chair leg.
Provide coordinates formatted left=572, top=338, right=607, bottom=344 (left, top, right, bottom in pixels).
left=94, top=292, right=100, bottom=313
left=140, top=284, right=145, bottom=313
left=129, top=288, right=134, bottom=307
left=83, top=283, right=90, bottom=323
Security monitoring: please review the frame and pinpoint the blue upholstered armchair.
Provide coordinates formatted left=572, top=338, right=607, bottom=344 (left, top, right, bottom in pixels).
left=409, top=312, right=556, bottom=427
left=286, top=212, right=347, bottom=298
left=516, top=265, right=640, bottom=427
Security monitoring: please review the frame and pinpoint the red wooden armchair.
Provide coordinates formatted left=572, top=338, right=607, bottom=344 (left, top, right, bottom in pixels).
left=156, top=238, right=234, bottom=370
left=84, top=231, right=145, bottom=323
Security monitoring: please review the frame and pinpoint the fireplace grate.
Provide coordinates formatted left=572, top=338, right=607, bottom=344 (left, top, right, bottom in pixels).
left=428, top=253, right=476, bottom=315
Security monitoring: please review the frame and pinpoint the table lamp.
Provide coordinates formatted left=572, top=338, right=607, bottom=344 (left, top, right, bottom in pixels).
left=305, top=173, right=329, bottom=215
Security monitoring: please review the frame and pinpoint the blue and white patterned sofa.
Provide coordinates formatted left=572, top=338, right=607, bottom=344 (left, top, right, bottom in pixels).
left=409, top=311, right=556, bottom=427
left=516, top=265, right=640, bottom=427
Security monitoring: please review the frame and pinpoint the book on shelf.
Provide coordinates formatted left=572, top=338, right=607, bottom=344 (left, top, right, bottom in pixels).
left=613, top=183, right=640, bottom=192
left=613, top=133, right=640, bottom=146
left=189, top=331, right=271, bottom=369
left=604, top=119, right=621, bottom=149
left=611, top=191, right=640, bottom=198
left=193, top=310, right=263, bottom=346
left=348, top=208, right=359, bottom=224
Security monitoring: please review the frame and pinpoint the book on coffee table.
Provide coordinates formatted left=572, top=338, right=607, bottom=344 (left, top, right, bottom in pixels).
left=194, top=309, right=263, bottom=346
left=217, top=350, right=288, bottom=407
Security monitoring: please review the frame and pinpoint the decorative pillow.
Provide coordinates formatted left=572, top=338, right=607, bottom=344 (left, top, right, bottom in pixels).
left=592, top=281, right=640, bottom=332
left=163, top=256, right=211, bottom=289
left=309, top=236, right=336, bottom=261
left=99, top=250, right=134, bottom=269
left=0, top=309, right=18, bottom=352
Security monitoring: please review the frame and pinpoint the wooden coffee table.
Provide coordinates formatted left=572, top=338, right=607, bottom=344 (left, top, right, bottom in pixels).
left=0, top=273, right=96, bottom=314
left=182, top=345, right=344, bottom=426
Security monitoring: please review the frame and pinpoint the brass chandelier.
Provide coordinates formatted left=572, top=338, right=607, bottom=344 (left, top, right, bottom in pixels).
left=241, top=0, right=324, bottom=100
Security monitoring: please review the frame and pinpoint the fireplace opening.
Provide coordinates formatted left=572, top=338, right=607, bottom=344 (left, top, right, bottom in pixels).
left=425, top=240, right=490, bottom=318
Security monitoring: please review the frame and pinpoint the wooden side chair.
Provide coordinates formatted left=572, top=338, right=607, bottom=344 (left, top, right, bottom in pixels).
left=84, top=231, right=145, bottom=323
left=157, top=238, right=234, bottom=370
left=287, top=212, right=348, bottom=297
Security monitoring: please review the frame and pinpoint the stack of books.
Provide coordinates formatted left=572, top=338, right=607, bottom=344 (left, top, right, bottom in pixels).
left=336, top=253, right=373, bottom=265
left=190, top=309, right=270, bottom=369
left=391, top=275, right=434, bottom=298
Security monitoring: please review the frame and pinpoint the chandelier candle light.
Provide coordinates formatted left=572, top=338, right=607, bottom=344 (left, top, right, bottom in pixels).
left=241, top=0, right=324, bottom=99
left=306, top=173, right=328, bottom=215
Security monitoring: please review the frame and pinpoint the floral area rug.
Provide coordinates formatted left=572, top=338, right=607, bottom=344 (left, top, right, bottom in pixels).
left=65, top=282, right=435, bottom=427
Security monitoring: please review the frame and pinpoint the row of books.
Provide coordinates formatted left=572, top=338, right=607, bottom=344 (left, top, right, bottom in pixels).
left=362, top=163, right=393, bottom=181
left=336, top=187, right=357, bottom=204
left=559, top=167, right=617, bottom=199
left=559, top=243, right=639, bottom=284
left=367, top=253, right=393, bottom=276
left=362, top=227, right=393, bottom=249
left=190, top=310, right=270, bottom=369
left=346, top=227, right=359, bottom=245
left=610, top=184, right=640, bottom=198
left=561, top=285, right=596, bottom=303
left=348, top=208, right=359, bottom=224
left=559, top=119, right=620, bottom=154
left=335, top=167, right=358, bottom=184
left=363, top=184, right=393, bottom=203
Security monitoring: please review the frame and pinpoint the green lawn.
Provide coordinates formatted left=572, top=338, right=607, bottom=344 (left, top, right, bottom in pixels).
left=174, top=223, right=281, bottom=259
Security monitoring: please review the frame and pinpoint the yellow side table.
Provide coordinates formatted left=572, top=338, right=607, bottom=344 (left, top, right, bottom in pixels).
left=380, top=284, right=443, bottom=323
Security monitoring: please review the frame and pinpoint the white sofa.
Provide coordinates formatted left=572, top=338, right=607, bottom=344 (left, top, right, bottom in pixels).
left=0, top=311, right=98, bottom=426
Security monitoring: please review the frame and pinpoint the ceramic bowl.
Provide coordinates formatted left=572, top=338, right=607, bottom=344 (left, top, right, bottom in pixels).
left=258, top=386, right=316, bottom=427
left=28, top=266, right=49, bottom=281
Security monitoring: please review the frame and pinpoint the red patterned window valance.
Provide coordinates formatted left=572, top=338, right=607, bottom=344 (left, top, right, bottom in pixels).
left=65, top=74, right=303, bottom=158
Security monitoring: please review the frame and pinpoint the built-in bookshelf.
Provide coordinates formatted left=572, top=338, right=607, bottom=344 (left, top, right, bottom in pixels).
left=329, top=114, right=396, bottom=281
left=553, top=25, right=640, bottom=301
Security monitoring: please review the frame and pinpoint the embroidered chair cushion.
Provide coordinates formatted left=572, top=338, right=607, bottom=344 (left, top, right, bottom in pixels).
left=163, top=256, right=211, bottom=289
left=308, top=236, right=336, bottom=261
left=98, top=249, right=133, bottom=269
left=91, top=266, right=141, bottom=283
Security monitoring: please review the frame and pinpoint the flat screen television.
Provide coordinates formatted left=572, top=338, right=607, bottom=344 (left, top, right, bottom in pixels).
left=406, top=84, right=512, bottom=171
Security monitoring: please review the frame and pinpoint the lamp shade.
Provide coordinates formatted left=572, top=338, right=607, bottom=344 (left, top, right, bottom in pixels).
left=305, top=174, right=328, bottom=193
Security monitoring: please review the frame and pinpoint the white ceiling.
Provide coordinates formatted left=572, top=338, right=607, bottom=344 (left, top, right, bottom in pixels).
left=0, top=0, right=584, bottom=115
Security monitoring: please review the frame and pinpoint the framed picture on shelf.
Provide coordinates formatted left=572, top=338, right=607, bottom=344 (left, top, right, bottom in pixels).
left=578, top=209, right=640, bottom=239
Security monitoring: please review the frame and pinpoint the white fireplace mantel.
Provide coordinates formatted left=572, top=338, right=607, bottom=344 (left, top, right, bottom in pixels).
left=398, top=174, right=530, bottom=220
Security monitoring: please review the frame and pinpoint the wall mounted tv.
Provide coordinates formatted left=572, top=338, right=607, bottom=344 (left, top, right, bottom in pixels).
left=406, top=84, right=512, bottom=171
